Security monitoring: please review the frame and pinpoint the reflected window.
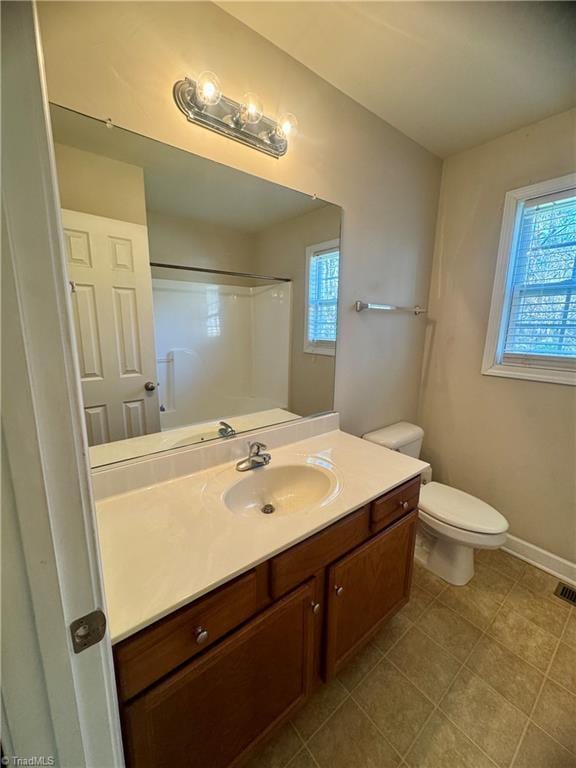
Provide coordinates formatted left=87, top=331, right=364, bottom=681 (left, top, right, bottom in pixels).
left=305, top=240, right=340, bottom=355
left=206, top=285, right=221, bottom=338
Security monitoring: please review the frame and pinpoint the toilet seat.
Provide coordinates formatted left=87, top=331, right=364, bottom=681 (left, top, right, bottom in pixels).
left=419, top=482, right=508, bottom=535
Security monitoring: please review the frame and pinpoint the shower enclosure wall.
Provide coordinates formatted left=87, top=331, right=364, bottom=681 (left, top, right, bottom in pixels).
left=152, top=274, right=292, bottom=430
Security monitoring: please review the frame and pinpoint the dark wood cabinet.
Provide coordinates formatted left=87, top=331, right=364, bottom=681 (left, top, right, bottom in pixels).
left=325, top=509, right=417, bottom=678
left=115, top=565, right=270, bottom=702
left=370, top=476, right=420, bottom=533
left=122, top=583, right=315, bottom=768
left=269, top=506, right=370, bottom=598
left=115, top=476, right=421, bottom=768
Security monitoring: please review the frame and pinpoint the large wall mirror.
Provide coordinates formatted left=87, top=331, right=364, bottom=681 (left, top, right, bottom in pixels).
left=49, top=106, right=341, bottom=467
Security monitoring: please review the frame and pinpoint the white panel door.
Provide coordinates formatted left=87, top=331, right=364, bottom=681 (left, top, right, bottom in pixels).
left=62, top=209, right=161, bottom=444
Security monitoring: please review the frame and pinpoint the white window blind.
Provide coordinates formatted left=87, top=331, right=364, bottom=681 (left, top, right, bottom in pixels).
left=502, top=189, right=576, bottom=369
left=305, top=244, right=339, bottom=353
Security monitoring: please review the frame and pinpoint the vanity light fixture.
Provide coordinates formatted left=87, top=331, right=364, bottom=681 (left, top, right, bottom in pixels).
left=173, top=73, right=297, bottom=158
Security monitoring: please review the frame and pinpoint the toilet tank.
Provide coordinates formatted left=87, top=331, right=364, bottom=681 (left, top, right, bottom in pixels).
left=363, top=421, right=424, bottom=458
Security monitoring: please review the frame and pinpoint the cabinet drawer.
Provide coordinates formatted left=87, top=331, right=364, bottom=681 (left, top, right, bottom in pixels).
left=270, top=506, right=370, bottom=598
left=123, top=583, right=315, bottom=768
left=370, top=476, right=420, bottom=533
left=114, top=567, right=269, bottom=702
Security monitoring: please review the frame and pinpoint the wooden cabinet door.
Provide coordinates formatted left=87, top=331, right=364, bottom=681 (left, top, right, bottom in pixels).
left=325, top=510, right=417, bottom=678
left=123, top=583, right=315, bottom=768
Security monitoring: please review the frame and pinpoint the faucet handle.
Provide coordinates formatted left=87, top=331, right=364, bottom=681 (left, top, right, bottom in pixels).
left=250, top=441, right=267, bottom=454
left=218, top=421, right=236, bottom=438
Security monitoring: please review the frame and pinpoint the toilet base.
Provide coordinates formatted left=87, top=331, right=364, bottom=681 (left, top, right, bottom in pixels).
left=415, top=529, right=475, bottom=585
left=416, top=509, right=508, bottom=586
left=427, top=537, right=475, bottom=585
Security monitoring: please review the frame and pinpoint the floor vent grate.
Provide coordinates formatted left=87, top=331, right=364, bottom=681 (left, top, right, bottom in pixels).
left=554, top=581, right=576, bottom=607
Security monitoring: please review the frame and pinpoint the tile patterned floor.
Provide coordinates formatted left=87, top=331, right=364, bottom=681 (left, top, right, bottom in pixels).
left=247, top=550, right=576, bottom=768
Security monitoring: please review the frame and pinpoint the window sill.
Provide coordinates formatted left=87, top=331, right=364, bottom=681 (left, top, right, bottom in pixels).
left=481, top=362, right=576, bottom=387
left=304, top=343, right=335, bottom=357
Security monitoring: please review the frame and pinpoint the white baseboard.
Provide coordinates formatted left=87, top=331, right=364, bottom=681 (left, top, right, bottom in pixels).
left=503, top=534, right=576, bottom=588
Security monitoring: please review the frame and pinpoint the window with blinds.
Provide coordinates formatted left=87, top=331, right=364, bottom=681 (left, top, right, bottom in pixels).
left=482, top=174, right=576, bottom=386
left=305, top=241, right=340, bottom=355
left=503, top=191, right=576, bottom=368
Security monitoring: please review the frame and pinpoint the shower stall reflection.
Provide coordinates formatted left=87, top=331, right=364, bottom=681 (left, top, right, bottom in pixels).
left=151, top=266, right=293, bottom=430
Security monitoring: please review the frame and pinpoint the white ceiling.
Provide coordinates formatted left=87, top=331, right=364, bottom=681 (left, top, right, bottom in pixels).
left=219, top=1, right=576, bottom=157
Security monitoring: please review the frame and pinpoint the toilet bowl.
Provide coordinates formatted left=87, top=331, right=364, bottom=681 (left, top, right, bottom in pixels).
left=363, top=422, right=509, bottom=585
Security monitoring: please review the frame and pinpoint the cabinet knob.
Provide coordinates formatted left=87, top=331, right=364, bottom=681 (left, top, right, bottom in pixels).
left=194, top=626, right=209, bottom=645
left=401, top=500, right=410, bottom=511
left=334, top=585, right=344, bottom=597
left=311, top=601, right=321, bottom=615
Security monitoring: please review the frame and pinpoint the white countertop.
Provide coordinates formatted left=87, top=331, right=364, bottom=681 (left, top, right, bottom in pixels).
left=95, top=429, right=428, bottom=643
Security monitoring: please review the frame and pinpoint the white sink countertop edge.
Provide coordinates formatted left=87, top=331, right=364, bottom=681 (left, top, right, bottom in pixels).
left=95, top=429, right=428, bottom=643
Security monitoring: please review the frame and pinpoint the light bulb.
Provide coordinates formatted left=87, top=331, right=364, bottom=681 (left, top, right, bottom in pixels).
left=195, top=71, right=222, bottom=107
left=240, top=92, right=263, bottom=125
left=277, top=112, right=298, bottom=140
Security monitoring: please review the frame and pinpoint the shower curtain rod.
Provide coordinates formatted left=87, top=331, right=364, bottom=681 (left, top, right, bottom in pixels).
left=150, top=262, right=291, bottom=283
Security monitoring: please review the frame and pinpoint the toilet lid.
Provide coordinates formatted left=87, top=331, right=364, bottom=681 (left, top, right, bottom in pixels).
left=419, top=482, right=508, bottom=535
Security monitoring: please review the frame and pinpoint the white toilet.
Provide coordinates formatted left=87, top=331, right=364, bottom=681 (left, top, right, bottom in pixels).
left=363, top=422, right=508, bottom=586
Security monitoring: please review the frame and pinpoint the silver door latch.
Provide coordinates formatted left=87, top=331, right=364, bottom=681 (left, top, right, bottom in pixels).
left=70, top=609, right=107, bottom=653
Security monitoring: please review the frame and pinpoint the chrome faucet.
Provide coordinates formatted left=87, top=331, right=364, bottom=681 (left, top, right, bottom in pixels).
left=236, top=441, right=271, bottom=472
left=218, top=421, right=236, bottom=438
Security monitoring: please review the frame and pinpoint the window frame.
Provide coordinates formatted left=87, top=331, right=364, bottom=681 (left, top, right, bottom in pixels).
left=303, top=239, right=340, bottom=356
left=482, top=173, right=576, bottom=387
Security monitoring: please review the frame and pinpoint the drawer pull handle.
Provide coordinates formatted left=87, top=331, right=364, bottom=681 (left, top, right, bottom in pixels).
left=334, top=585, right=344, bottom=597
left=400, top=500, right=410, bottom=511
left=311, top=601, right=321, bottom=615
left=195, top=626, right=209, bottom=645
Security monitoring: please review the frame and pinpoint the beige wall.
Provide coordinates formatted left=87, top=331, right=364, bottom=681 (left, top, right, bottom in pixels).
left=54, top=143, right=147, bottom=225
left=147, top=211, right=256, bottom=274
left=419, top=109, right=576, bottom=562
left=38, top=1, right=441, bottom=437
left=256, top=205, right=340, bottom=416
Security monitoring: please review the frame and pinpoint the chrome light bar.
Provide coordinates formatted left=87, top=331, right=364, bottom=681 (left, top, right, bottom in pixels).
left=173, top=77, right=293, bottom=159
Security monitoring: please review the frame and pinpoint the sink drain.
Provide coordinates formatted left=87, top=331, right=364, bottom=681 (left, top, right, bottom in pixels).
left=261, top=503, right=275, bottom=515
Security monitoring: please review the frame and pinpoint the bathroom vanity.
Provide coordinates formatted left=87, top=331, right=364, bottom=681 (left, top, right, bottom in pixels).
left=96, top=429, right=426, bottom=768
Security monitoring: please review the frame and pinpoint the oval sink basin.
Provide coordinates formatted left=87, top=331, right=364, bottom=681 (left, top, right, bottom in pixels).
left=223, top=463, right=338, bottom=517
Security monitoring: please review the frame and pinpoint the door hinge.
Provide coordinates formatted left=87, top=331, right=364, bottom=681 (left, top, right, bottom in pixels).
left=70, top=609, right=107, bottom=654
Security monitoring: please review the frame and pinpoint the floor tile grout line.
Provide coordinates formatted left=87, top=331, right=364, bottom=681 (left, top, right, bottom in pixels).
left=347, top=689, right=407, bottom=764
left=409, top=558, right=570, bottom=766
left=337, top=646, right=384, bottom=693
left=435, top=590, right=535, bottom=765
left=304, top=745, right=323, bottom=768
left=261, top=554, right=564, bottom=768
left=292, top=691, right=351, bottom=747
left=385, top=634, right=460, bottom=674
left=285, top=555, right=571, bottom=768
left=298, top=592, right=442, bottom=753
left=482, top=618, right=561, bottom=679
left=414, top=599, right=482, bottom=656
left=402, top=606, right=494, bottom=763
left=402, top=622, right=501, bottom=768
left=405, top=557, right=572, bottom=766
left=450, top=558, right=576, bottom=765
left=383, top=655, right=444, bottom=708
left=439, top=569, right=567, bottom=683
left=379, top=615, right=417, bottom=657
left=509, top=605, right=572, bottom=767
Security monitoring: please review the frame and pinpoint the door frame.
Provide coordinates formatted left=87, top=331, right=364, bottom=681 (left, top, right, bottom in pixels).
left=2, top=2, right=124, bottom=764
